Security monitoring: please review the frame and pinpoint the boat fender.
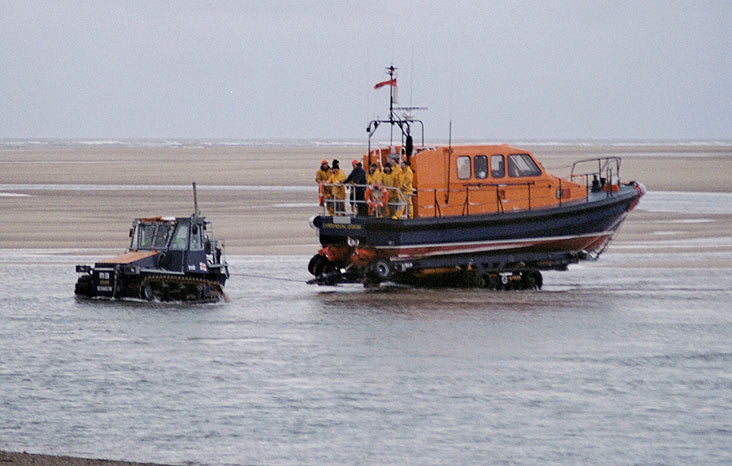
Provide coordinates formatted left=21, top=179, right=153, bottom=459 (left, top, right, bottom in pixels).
left=365, top=184, right=387, bottom=214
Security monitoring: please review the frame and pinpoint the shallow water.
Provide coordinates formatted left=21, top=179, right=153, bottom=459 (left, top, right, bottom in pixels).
left=1, top=250, right=731, bottom=465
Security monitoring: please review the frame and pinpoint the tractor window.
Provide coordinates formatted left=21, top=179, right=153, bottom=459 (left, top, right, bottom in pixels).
left=507, top=154, right=542, bottom=177
left=474, top=155, right=488, bottom=179
left=170, top=223, right=188, bottom=250
left=189, top=224, right=203, bottom=251
left=153, top=223, right=174, bottom=249
left=129, top=226, right=138, bottom=250
left=456, top=156, right=471, bottom=180
left=138, top=224, right=156, bottom=249
left=491, top=155, right=505, bottom=178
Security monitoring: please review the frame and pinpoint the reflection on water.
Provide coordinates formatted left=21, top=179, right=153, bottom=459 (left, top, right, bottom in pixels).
left=1, top=253, right=731, bottom=464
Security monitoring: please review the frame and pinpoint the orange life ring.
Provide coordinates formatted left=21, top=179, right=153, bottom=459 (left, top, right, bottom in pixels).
left=365, top=183, right=387, bottom=214
left=318, top=182, right=324, bottom=206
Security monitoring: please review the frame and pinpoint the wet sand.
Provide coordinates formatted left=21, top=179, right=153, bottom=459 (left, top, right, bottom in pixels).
left=0, top=450, right=166, bottom=465
left=1, top=143, right=731, bottom=260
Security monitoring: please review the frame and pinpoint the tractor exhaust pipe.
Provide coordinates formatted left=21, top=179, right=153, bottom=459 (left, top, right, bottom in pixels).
left=192, top=182, right=199, bottom=216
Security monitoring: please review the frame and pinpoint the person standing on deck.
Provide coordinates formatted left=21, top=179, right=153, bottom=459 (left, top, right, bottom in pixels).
left=381, top=163, right=400, bottom=218
left=327, top=159, right=347, bottom=215
left=366, top=163, right=382, bottom=185
left=316, top=159, right=333, bottom=214
left=387, top=150, right=402, bottom=177
left=397, top=158, right=414, bottom=219
left=344, top=159, right=367, bottom=216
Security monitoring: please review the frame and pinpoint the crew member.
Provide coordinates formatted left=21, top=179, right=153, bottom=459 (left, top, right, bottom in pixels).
left=327, top=159, right=346, bottom=215
left=397, top=158, right=414, bottom=219
left=316, top=159, right=332, bottom=214
left=381, top=163, right=400, bottom=218
left=344, top=159, right=367, bottom=216
left=390, top=156, right=402, bottom=177
left=366, top=163, right=382, bottom=185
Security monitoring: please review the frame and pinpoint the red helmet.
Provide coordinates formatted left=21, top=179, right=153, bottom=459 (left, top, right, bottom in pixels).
left=352, top=159, right=360, bottom=166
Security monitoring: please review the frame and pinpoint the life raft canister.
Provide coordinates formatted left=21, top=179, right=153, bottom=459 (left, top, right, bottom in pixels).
left=365, top=183, right=387, bottom=214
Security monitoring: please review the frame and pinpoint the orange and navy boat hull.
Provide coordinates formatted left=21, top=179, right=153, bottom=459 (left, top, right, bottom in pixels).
left=311, top=182, right=644, bottom=281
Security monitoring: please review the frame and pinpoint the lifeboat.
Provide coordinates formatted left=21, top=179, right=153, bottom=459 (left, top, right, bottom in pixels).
left=308, top=66, right=645, bottom=288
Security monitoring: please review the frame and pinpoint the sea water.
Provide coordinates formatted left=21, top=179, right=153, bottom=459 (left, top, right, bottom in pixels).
left=1, top=193, right=732, bottom=464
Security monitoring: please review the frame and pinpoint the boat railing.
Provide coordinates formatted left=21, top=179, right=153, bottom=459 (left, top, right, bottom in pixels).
left=570, top=157, right=622, bottom=196
left=318, top=182, right=409, bottom=219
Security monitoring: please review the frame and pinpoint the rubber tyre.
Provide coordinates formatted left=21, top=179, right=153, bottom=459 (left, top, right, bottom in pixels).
left=370, top=259, right=391, bottom=281
left=74, top=275, right=92, bottom=297
left=308, top=254, right=327, bottom=277
left=530, top=271, right=543, bottom=290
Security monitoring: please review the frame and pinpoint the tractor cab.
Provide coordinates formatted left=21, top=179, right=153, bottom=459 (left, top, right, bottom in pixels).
left=127, top=215, right=223, bottom=275
left=75, top=183, right=229, bottom=302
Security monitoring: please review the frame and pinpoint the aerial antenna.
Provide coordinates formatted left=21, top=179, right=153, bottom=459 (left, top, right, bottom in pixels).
left=448, top=120, right=453, bottom=152
left=446, top=120, right=453, bottom=204
left=409, top=46, right=414, bottom=109
left=387, top=64, right=397, bottom=144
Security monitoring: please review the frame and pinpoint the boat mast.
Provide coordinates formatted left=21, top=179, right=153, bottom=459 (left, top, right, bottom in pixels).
left=367, top=64, right=426, bottom=166
left=387, top=65, right=396, bottom=146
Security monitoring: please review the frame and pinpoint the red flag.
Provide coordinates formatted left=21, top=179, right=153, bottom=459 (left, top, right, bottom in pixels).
left=373, top=78, right=397, bottom=89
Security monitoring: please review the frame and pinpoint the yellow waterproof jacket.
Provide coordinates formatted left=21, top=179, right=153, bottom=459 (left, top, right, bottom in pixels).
left=381, top=171, right=399, bottom=200
left=398, top=166, right=413, bottom=194
left=316, top=168, right=330, bottom=184
left=366, top=170, right=383, bottom=185
left=328, top=169, right=346, bottom=199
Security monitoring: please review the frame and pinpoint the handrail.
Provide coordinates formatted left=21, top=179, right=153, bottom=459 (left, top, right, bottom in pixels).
left=570, top=157, right=622, bottom=198
left=570, top=156, right=621, bottom=179
left=319, top=182, right=408, bottom=219
left=319, top=159, right=622, bottom=220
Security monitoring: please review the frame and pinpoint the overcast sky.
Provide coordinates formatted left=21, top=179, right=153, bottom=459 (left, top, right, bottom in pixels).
left=1, top=0, right=730, bottom=140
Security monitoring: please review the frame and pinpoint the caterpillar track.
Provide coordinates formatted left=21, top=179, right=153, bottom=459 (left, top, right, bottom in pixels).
left=138, top=274, right=228, bottom=303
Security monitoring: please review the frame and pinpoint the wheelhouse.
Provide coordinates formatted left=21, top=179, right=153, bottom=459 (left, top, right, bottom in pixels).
left=362, top=144, right=589, bottom=219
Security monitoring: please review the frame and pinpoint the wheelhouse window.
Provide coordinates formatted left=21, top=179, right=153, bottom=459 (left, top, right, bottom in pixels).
left=170, top=223, right=189, bottom=250
left=490, top=155, right=505, bottom=178
left=456, top=156, right=471, bottom=180
left=474, top=155, right=488, bottom=179
left=507, top=154, right=542, bottom=177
